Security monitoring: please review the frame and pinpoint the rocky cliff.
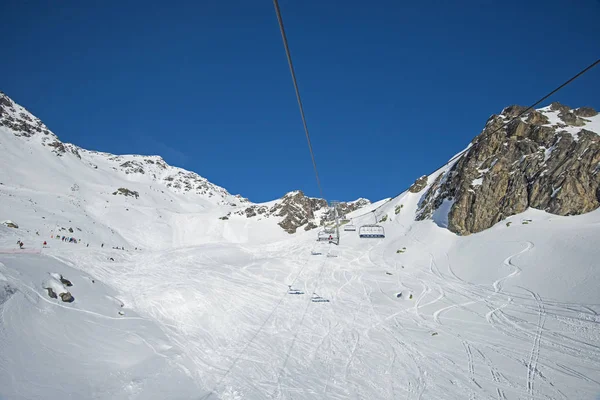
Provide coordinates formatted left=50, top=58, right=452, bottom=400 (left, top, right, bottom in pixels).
left=234, top=191, right=370, bottom=234
left=416, top=102, right=600, bottom=235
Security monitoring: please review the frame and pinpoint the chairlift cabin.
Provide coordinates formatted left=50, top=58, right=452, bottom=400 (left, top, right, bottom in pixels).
left=358, top=224, right=385, bottom=238
left=344, top=222, right=356, bottom=231
left=317, top=230, right=333, bottom=241
left=311, top=294, right=330, bottom=303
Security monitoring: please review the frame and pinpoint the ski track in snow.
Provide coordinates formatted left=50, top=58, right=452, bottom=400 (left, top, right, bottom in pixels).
left=2, top=189, right=600, bottom=399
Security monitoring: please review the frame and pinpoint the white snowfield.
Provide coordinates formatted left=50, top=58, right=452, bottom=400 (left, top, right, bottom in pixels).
left=1, top=109, right=600, bottom=399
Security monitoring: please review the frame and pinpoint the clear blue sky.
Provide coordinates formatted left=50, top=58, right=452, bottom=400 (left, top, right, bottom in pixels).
left=2, top=0, right=599, bottom=203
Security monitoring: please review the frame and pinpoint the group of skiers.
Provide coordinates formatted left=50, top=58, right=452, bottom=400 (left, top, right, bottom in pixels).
left=15, top=233, right=136, bottom=252
left=53, top=234, right=79, bottom=244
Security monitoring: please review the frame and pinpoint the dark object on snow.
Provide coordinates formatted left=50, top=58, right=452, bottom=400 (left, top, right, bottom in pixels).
left=68, top=227, right=73, bottom=233
left=60, top=292, right=74, bottom=303
left=59, top=276, right=73, bottom=287
left=396, top=292, right=402, bottom=298
left=386, top=272, right=392, bottom=275
left=431, top=332, right=439, bottom=336
left=118, top=311, right=125, bottom=316
left=46, top=288, right=57, bottom=299
left=311, top=294, right=330, bottom=303
left=109, top=257, right=114, bottom=261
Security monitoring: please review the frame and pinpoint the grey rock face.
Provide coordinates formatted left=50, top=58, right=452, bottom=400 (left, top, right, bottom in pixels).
left=417, top=103, right=600, bottom=235
left=233, top=191, right=369, bottom=234
left=273, top=191, right=328, bottom=234
left=60, top=292, right=74, bottom=303
left=0, top=92, right=53, bottom=138
left=409, top=176, right=428, bottom=193
left=112, top=188, right=140, bottom=199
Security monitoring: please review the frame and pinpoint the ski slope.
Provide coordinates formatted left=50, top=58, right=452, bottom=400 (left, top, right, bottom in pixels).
left=1, top=104, right=600, bottom=399
left=2, top=186, right=600, bottom=399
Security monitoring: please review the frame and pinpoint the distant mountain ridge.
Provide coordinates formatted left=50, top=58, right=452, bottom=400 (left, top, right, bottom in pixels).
left=0, top=91, right=370, bottom=235
left=3, top=90, right=598, bottom=237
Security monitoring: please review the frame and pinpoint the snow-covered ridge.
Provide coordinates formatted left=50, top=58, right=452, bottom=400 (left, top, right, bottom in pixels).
left=0, top=91, right=370, bottom=246
left=537, top=102, right=600, bottom=140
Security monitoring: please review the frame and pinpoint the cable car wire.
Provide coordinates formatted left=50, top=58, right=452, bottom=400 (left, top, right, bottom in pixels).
left=273, top=0, right=325, bottom=201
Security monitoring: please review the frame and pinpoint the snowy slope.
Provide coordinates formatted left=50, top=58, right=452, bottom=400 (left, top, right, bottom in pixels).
left=0, top=251, right=205, bottom=399
left=1, top=91, right=599, bottom=399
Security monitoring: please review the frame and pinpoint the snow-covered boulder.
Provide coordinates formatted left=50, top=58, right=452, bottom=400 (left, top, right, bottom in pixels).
left=1, top=220, right=18, bottom=228
left=43, top=273, right=74, bottom=302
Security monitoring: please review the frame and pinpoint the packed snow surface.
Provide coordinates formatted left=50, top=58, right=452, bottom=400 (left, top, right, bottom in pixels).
left=1, top=110, right=600, bottom=398
left=2, top=188, right=600, bottom=399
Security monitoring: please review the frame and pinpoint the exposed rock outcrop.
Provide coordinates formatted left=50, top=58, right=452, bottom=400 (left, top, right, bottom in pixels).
left=0, top=91, right=52, bottom=138
left=231, top=191, right=370, bottom=234
left=112, top=188, right=139, bottom=199
left=417, top=102, right=600, bottom=235
left=409, top=176, right=428, bottom=193
left=1, top=220, right=19, bottom=228
left=60, top=292, right=74, bottom=303
left=274, top=191, right=328, bottom=234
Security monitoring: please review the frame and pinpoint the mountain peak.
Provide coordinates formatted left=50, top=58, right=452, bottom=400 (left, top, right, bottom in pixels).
left=0, top=91, right=55, bottom=140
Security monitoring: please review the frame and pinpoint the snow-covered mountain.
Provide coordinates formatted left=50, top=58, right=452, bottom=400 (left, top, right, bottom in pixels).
left=1, top=91, right=599, bottom=400
left=0, top=91, right=370, bottom=249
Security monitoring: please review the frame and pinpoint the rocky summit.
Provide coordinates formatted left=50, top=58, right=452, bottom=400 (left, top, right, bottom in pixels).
left=234, top=191, right=371, bottom=234
left=416, top=102, right=600, bottom=235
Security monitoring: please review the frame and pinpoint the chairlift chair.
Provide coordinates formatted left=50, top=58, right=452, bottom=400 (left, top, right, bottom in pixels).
left=358, top=224, right=385, bottom=238
left=288, top=285, right=305, bottom=295
left=344, top=223, right=356, bottom=231
left=311, top=293, right=330, bottom=303
left=317, top=230, right=332, bottom=241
